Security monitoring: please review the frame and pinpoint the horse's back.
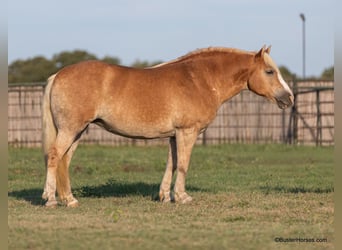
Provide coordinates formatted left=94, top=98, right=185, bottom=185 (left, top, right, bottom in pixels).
left=54, top=60, right=123, bottom=88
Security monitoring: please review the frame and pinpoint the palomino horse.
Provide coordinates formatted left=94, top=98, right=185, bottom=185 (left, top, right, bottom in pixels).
left=42, top=46, right=294, bottom=207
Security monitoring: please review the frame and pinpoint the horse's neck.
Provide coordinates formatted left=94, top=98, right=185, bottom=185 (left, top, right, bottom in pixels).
left=203, top=53, right=253, bottom=104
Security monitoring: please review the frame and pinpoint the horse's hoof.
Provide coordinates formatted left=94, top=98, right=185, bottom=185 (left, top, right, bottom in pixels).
left=45, top=200, right=58, bottom=208
left=162, top=196, right=172, bottom=203
left=159, top=191, right=172, bottom=203
left=67, top=199, right=79, bottom=208
left=180, top=195, right=193, bottom=204
left=174, top=192, right=193, bottom=204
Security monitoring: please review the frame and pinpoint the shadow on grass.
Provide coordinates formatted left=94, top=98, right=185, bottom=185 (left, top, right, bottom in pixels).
left=8, top=178, right=206, bottom=206
left=8, top=188, right=45, bottom=206
left=259, top=185, right=334, bottom=195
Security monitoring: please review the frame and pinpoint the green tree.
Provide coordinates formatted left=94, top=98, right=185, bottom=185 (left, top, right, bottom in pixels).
left=101, top=56, right=121, bottom=65
left=8, top=49, right=164, bottom=83
left=8, top=56, right=57, bottom=83
left=131, top=59, right=163, bottom=68
left=278, top=65, right=294, bottom=81
left=53, top=50, right=97, bottom=69
left=321, top=66, right=334, bottom=80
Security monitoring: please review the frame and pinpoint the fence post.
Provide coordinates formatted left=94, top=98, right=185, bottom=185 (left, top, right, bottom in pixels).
left=202, top=130, right=207, bottom=146
left=287, top=78, right=298, bottom=144
left=316, top=89, right=322, bottom=146
left=293, top=81, right=298, bottom=144
left=282, top=109, right=286, bottom=143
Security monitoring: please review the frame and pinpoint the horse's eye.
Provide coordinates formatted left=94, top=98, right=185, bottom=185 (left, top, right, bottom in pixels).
left=265, top=69, right=274, bottom=75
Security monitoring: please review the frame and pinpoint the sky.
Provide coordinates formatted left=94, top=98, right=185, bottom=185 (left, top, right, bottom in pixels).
left=8, top=0, right=334, bottom=77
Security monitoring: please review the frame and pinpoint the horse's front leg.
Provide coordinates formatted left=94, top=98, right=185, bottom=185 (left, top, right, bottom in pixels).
left=159, top=137, right=177, bottom=202
left=173, top=128, right=198, bottom=204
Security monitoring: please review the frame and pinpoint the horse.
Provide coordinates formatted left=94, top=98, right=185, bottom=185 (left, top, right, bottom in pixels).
left=42, top=45, right=294, bottom=207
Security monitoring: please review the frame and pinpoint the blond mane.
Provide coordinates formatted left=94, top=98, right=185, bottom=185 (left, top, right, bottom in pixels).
left=151, top=47, right=255, bottom=68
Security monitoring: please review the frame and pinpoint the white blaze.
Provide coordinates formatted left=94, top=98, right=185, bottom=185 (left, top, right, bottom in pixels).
left=264, top=53, right=293, bottom=96
left=277, top=72, right=293, bottom=96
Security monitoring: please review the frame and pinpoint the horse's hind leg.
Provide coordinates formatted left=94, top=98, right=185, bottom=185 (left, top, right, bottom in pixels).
left=159, top=137, right=177, bottom=202
left=56, top=139, right=80, bottom=207
left=43, top=131, right=76, bottom=207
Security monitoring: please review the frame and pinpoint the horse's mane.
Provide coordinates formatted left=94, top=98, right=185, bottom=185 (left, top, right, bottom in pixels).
left=151, top=47, right=255, bottom=68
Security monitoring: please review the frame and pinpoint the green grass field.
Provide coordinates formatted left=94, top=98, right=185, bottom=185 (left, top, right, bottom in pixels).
left=8, top=144, right=334, bottom=250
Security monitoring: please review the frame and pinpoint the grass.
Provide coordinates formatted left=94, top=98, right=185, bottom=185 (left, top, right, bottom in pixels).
left=8, top=144, right=334, bottom=250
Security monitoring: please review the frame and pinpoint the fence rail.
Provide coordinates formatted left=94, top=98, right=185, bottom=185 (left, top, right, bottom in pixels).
left=8, top=81, right=334, bottom=147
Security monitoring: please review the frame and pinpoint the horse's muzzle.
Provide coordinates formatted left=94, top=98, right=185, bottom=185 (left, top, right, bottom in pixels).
left=275, top=90, right=294, bottom=109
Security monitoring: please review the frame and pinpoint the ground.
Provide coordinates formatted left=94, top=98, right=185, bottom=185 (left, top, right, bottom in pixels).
left=8, top=144, right=334, bottom=250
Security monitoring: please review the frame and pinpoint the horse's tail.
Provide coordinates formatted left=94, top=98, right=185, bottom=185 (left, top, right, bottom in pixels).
left=42, top=74, right=57, bottom=164
left=42, top=73, right=72, bottom=203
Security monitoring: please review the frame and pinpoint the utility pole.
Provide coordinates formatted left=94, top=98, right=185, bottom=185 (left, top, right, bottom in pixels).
left=299, top=13, right=306, bottom=79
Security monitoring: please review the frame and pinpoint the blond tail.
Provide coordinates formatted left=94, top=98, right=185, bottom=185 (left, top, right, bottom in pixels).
left=42, top=74, right=57, bottom=165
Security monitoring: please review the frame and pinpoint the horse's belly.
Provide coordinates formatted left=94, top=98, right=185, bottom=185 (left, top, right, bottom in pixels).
left=94, top=118, right=176, bottom=139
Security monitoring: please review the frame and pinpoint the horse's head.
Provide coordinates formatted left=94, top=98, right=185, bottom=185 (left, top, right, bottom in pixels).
left=247, top=46, right=294, bottom=109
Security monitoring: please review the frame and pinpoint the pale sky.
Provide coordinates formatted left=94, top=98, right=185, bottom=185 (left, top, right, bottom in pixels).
left=8, top=0, right=334, bottom=77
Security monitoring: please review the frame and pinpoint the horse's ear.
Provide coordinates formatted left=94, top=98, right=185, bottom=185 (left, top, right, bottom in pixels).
left=265, top=45, right=271, bottom=54
left=255, top=45, right=266, bottom=59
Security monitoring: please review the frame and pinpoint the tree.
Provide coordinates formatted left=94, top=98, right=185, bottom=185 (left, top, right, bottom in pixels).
left=53, top=50, right=97, bottom=70
left=278, top=65, right=294, bottom=81
left=131, top=59, right=163, bottom=68
left=8, top=50, right=126, bottom=83
left=321, top=66, right=334, bottom=80
left=8, top=56, right=57, bottom=83
left=101, top=56, right=121, bottom=65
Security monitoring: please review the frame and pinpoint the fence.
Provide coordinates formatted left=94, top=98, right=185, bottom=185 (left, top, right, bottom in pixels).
left=8, top=81, right=334, bottom=147
left=288, top=81, right=334, bottom=146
